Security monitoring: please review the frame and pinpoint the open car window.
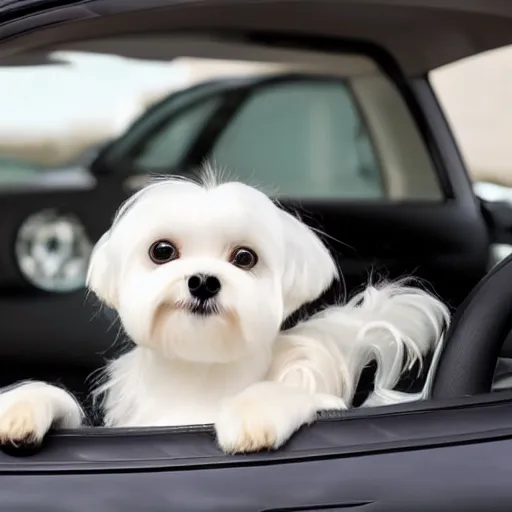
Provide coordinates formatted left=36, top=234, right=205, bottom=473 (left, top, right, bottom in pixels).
left=0, top=25, right=501, bottom=480
left=0, top=34, right=459, bottom=402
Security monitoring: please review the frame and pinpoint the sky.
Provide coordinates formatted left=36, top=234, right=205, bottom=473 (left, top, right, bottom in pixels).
left=0, top=51, right=189, bottom=139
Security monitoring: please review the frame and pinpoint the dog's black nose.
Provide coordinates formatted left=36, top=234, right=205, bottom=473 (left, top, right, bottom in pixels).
left=188, top=274, right=221, bottom=300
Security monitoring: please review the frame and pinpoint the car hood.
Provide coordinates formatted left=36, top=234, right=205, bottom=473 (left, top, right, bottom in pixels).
left=1, top=0, right=512, bottom=75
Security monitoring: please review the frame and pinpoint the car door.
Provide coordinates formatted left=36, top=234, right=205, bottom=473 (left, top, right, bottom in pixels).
left=3, top=395, right=512, bottom=511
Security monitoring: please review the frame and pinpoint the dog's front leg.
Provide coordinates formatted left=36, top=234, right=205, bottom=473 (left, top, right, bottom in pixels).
left=215, top=381, right=344, bottom=454
left=0, top=381, right=83, bottom=446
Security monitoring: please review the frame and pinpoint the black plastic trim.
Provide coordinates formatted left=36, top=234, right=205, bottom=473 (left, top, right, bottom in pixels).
left=412, top=77, right=478, bottom=205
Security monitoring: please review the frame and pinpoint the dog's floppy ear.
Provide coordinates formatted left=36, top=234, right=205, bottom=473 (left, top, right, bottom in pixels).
left=86, top=231, right=117, bottom=308
left=279, top=209, right=338, bottom=318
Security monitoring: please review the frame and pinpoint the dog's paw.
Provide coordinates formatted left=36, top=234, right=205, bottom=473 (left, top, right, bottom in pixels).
left=0, top=401, right=45, bottom=446
left=215, top=382, right=345, bottom=454
left=0, top=382, right=82, bottom=447
left=215, top=396, right=279, bottom=454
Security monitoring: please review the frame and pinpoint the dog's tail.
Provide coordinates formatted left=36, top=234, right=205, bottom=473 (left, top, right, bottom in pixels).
left=285, top=279, right=450, bottom=406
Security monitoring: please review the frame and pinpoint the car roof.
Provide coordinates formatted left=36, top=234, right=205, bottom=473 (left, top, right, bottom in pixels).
left=1, top=0, right=512, bottom=75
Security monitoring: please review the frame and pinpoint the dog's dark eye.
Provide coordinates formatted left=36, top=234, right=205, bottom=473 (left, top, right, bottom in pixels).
left=149, top=240, right=179, bottom=264
left=230, top=247, right=258, bottom=270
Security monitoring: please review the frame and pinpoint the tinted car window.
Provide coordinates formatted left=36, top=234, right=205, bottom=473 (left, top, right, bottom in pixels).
left=211, top=80, right=383, bottom=199
left=134, top=96, right=223, bottom=171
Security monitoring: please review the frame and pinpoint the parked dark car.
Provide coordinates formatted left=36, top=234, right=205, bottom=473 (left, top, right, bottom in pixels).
left=1, top=0, right=512, bottom=510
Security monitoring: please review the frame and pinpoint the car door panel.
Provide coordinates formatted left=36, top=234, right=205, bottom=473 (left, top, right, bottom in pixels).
left=1, top=397, right=512, bottom=510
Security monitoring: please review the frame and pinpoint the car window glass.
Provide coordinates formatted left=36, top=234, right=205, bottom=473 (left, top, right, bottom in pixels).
left=211, top=80, right=384, bottom=199
left=133, top=96, right=222, bottom=171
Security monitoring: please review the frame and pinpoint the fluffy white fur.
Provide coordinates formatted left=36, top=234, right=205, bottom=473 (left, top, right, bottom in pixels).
left=0, top=173, right=449, bottom=453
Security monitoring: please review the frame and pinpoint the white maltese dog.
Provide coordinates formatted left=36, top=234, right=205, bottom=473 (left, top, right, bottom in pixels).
left=0, top=172, right=449, bottom=454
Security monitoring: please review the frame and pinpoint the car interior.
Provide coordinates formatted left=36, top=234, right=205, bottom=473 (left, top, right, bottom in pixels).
left=0, top=23, right=510, bottom=429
